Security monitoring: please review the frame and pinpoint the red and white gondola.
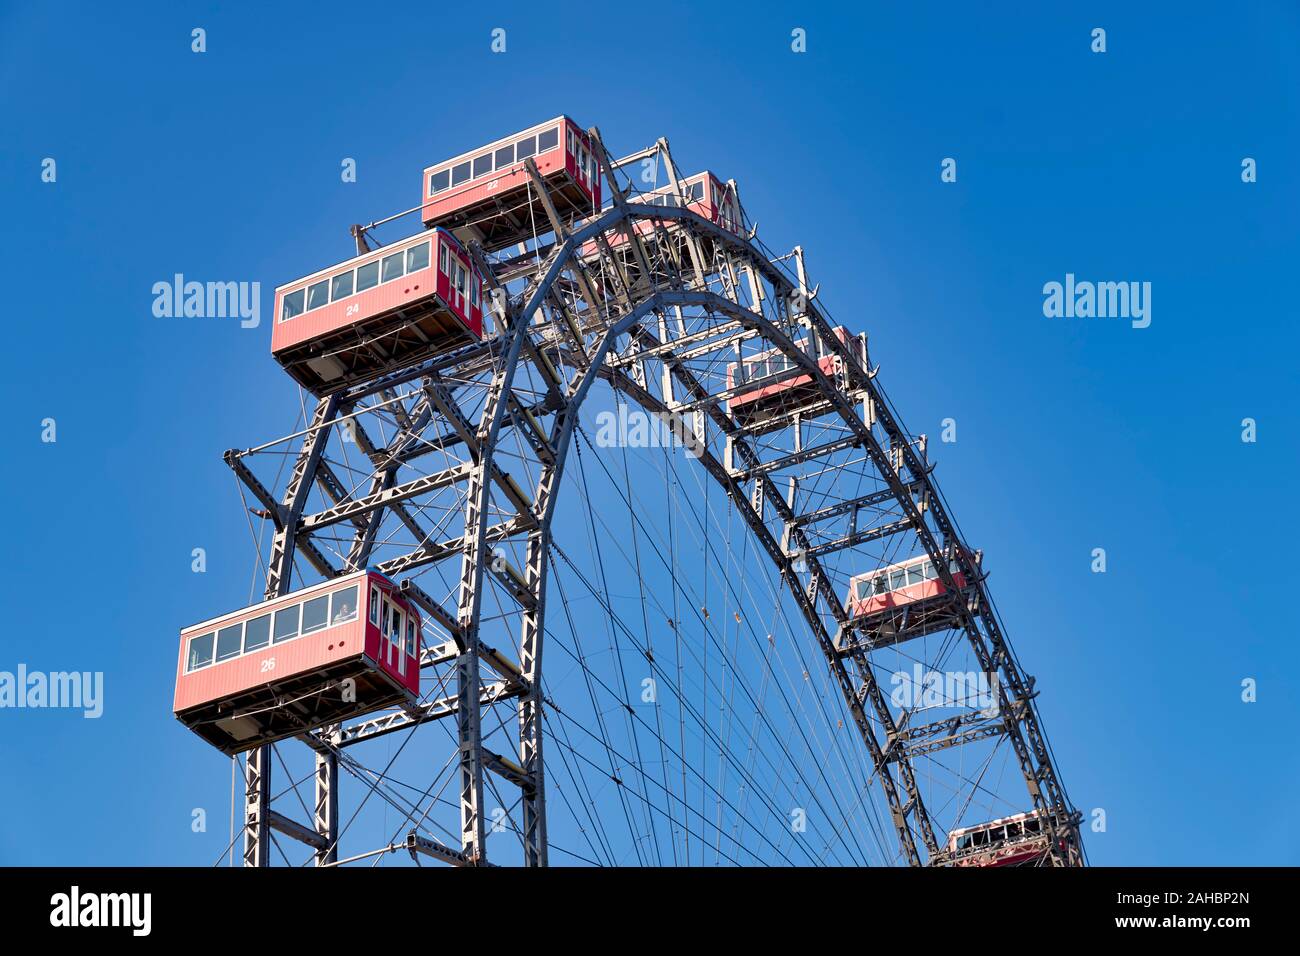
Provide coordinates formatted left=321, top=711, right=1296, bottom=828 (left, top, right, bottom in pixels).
left=725, top=326, right=865, bottom=430
left=579, top=170, right=742, bottom=277
left=840, top=549, right=982, bottom=650
left=946, top=810, right=1061, bottom=867
left=421, top=116, right=601, bottom=252
left=271, top=228, right=484, bottom=395
left=174, top=570, right=421, bottom=755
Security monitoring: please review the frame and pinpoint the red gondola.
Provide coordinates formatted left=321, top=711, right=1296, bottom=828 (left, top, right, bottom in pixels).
left=580, top=170, right=741, bottom=263
left=174, top=570, right=421, bottom=755
left=845, top=553, right=970, bottom=621
left=725, top=326, right=864, bottom=430
left=271, top=228, right=483, bottom=396
left=947, top=810, right=1059, bottom=867
left=421, top=116, right=601, bottom=252
left=840, top=550, right=981, bottom=652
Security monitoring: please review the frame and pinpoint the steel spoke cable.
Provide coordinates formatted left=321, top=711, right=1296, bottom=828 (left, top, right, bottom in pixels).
left=654, top=417, right=895, bottom=862
left=565, top=425, right=883, bottom=863
left=541, top=707, right=773, bottom=867
left=574, top=429, right=666, bottom=862
left=546, top=548, right=845, bottom=866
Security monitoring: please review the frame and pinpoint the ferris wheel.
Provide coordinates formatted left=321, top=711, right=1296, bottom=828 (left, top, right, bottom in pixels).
left=173, top=115, right=1085, bottom=868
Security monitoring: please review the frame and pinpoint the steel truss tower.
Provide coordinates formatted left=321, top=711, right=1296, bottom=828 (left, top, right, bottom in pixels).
left=223, top=128, right=1084, bottom=867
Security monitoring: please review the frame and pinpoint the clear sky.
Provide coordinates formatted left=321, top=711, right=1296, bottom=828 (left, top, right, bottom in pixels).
left=1, top=0, right=1297, bottom=866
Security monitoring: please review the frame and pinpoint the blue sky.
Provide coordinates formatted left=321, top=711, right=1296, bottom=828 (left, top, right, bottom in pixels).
left=1, top=0, right=1297, bottom=865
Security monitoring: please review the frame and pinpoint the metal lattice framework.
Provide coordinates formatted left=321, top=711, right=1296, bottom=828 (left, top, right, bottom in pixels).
left=218, top=127, right=1084, bottom=868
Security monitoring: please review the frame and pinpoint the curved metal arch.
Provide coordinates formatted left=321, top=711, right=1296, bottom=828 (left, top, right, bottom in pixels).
left=527, top=287, right=935, bottom=860
left=660, top=210, right=1080, bottom=841
left=489, top=192, right=1083, bottom=862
